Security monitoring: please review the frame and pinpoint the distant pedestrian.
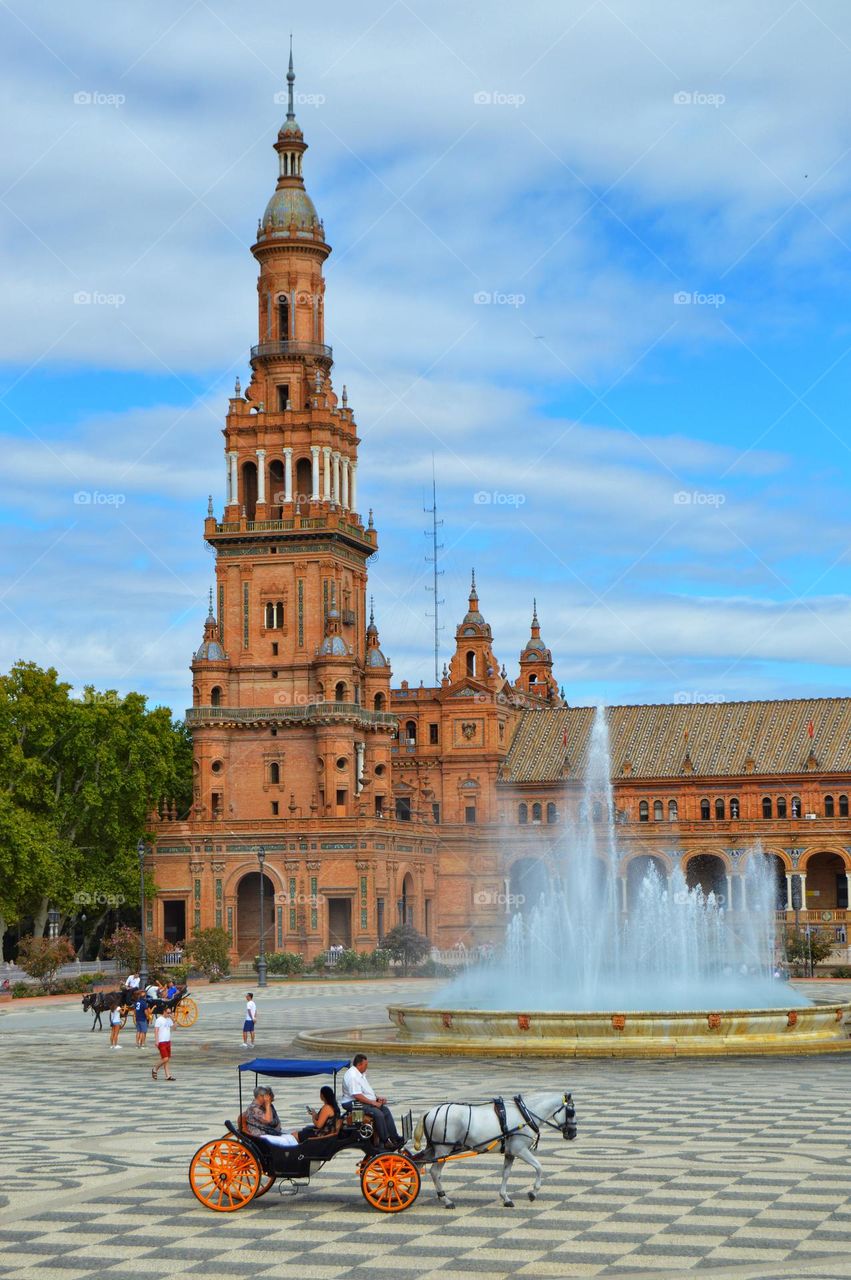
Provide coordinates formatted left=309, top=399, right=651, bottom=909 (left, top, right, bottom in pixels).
left=125, top=972, right=141, bottom=991
left=243, top=992, right=257, bottom=1046
left=108, top=1001, right=123, bottom=1050
left=152, top=1010, right=175, bottom=1080
left=133, top=992, right=149, bottom=1047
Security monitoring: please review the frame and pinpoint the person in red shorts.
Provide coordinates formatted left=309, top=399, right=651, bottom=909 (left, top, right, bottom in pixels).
left=152, top=1009, right=175, bottom=1080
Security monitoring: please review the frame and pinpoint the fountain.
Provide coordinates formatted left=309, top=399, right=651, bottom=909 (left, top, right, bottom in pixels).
left=299, top=706, right=851, bottom=1057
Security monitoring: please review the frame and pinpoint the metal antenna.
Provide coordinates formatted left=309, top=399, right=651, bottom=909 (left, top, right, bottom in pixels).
left=424, top=457, right=445, bottom=685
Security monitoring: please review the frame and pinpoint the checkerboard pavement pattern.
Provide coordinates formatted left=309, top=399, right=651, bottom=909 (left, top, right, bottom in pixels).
left=1, top=980, right=850, bottom=1280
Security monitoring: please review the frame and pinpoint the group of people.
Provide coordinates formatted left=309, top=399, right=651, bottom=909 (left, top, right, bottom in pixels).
left=242, top=1054, right=402, bottom=1151
left=105, top=973, right=181, bottom=1078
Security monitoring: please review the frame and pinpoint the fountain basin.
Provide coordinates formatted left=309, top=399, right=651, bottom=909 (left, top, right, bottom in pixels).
left=297, top=1001, right=851, bottom=1058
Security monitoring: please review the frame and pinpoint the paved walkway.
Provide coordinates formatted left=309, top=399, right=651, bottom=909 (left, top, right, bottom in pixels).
left=0, top=980, right=849, bottom=1280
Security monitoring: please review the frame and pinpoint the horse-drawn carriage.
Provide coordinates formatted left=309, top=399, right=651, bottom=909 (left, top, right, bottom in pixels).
left=82, top=984, right=198, bottom=1030
left=188, top=1058, right=577, bottom=1214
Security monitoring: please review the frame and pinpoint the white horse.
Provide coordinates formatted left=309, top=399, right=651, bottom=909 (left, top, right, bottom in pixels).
left=412, top=1090, right=576, bottom=1208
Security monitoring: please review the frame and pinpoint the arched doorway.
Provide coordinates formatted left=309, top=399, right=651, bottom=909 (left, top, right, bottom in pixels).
left=685, top=854, right=727, bottom=902
left=805, top=851, right=849, bottom=910
left=241, top=461, right=258, bottom=520
left=508, top=858, right=549, bottom=914
left=626, top=855, right=667, bottom=910
left=400, top=872, right=415, bottom=926
left=236, top=872, right=275, bottom=960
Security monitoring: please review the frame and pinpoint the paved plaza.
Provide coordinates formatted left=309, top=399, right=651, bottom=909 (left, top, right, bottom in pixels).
left=0, top=980, right=850, bottom=1280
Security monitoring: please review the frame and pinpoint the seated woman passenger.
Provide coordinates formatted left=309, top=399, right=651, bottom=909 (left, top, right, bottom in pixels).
left=244, top=1087, right=298, bottom=1147
left=296, top=1085, right=341, bottom=1142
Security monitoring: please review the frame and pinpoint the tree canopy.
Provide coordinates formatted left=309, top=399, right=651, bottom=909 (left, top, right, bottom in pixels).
left=0, top=661, right=192, bottom=945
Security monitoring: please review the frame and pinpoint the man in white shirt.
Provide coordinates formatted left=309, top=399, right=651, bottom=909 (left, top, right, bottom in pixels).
left=152, top=1011, right=175, bottom=1080
left=125, top=973, right=140, bottom=990
left=341, top=1054, right=401, bottom=1148
left=243, top=993, right=257, bottom=1046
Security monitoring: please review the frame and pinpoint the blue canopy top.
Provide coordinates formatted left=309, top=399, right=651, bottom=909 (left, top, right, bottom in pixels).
left=238, top=1057, right=349, bottom=1078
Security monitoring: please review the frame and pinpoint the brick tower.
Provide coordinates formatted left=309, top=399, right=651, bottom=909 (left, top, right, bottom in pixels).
left=154, top=54, right=437, bottom=964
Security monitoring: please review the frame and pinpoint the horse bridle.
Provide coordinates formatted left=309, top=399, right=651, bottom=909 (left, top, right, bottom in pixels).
left=516, top=1092, right=577, bottom=1140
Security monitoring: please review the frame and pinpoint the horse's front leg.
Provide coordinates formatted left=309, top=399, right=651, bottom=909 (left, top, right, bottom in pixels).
left=428, top=1148, right=455, bottom=1209
left=512, top=1141, right=543, bottom=1201
left=499, top=1152, right=515, bottom=1207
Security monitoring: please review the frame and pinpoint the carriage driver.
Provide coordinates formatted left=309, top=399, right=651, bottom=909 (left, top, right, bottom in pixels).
left=341, top=1054, right=403, bottom=1149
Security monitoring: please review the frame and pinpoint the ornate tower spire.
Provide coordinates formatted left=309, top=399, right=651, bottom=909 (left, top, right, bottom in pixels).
left=518, top=601, right=562, bottom=704
left=287, top=35, right=296, bottom=121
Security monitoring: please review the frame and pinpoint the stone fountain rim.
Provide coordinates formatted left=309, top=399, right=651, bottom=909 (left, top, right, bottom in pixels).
left=391, top=1001, right=849, bottom=1019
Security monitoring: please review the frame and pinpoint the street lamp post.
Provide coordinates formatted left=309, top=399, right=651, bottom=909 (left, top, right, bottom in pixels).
left=137, top=839, right=148, bottom=988
left=257, top=846, right=267, bottom=988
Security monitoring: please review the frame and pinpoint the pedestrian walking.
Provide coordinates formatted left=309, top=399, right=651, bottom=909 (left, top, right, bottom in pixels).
left=108, top=1001, right=123, bottom=1050
left=243, top=992, right=257, bottom=1046
left=133, top=991, right=149, bottom=1047
left=152, top=1010, right=175, bottom=1080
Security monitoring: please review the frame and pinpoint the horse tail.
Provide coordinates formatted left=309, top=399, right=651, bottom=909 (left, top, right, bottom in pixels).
left=413, top=1114, right=425, bottom=1151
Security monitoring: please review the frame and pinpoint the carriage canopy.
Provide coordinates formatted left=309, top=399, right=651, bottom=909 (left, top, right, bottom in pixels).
left=238, top=1058, right=349, bottom=1077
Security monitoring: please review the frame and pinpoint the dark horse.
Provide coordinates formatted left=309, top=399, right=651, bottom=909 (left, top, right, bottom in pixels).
left=82, top=990, right=128, bottom=1031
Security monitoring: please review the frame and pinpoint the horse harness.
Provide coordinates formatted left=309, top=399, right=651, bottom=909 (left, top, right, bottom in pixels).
left=424, top=1095, right=547, bottom=1156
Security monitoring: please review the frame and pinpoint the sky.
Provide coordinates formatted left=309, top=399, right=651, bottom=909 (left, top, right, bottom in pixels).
left=3, top=0, right=851, bottom=714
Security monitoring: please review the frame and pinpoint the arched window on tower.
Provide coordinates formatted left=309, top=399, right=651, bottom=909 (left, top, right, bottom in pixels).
left=374, top=692, right=386, bottom=712
left=546, top=802, right=557, bottom=824
left=653, top=800, right=663, bottom=821
left=295, top=457, right=312, bottom=498
left=700, top=798, right=710, bottom=820
left=777, top=796, right=787, bottom=819
left=762, top=796, right=772, bottom=819
left=532, top=802, right=542, bottom=824
left=840, top=794, right=849, bottom=818
left=269, top=459, right=285, bottom=513
left=466, top=650, right=475, bottom=677
left=210, top=686, right=222, bottom=707
left=405, top=720, right=417, bottom=746
left=334, top=681, right=347, bottom=703
left=825, top=794, right=835, bottom=817
left=730, top=797, right=740, bottom=819
left=791, top=795, right=801, bottom=818
left=668, top=799, right=678, bottom=821
left=518, top=803, right=528, bottom=825
left=241, top=460, right=258, bottom=520
left=715, top=798, right=725, bottom=820
left=528, top=673, right=537, bottom=688
left=269, top=762, right=280, bottom=784
left=278, top=295, right=289, bottom=341
left=639, top=801, right=649, bottom=822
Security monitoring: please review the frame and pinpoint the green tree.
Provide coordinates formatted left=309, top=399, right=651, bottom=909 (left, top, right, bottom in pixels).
left=379, top=924, right=432, bottom=975
left=103, top=926, right=167, bottom=975
left=784, top=927, right=836, bottom=975
left=0, top=662, right=192, bottom=954
left=184, top=928, right=232, bottom=980
left=16, top=935, right=76, bottom=991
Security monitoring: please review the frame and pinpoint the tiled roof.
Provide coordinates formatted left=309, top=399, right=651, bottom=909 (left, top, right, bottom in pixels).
left=500, top=699, right=851, bottom=783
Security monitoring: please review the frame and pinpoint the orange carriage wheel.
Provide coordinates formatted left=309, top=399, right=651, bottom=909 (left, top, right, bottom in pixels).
left=360, top=1152, right=420, bottom=1213
left=174, top=996, right=198, bottom=1028
left=189, top=1138, right=262, bottom=1212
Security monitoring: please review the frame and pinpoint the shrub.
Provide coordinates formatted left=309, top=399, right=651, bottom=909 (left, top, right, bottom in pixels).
left=259, top=951, right=305, bottom=976
left=183, top=927, right=232, bottom=980
left=104, top=926, right=167, bottom=975
left=162, top=963, right=191, bottom=985
left=379, top=924, right=432, bottom=975
left=16, top=935, right=76, bottom=991
left=830, top=966, right=851, bottom=979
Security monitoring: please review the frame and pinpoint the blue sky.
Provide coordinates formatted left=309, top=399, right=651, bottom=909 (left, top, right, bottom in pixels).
left=3, top=0, right=851, bottom=713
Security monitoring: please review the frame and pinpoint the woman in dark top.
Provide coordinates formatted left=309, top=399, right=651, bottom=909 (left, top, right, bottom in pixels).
left=297, top=1085, right=341, bottom=1141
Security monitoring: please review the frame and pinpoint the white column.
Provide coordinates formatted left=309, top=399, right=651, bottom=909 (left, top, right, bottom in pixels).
left=322, top=446, right=331, bottom=500
left=311, top=446, right=320, bottom=500
left=846, top=873, right=851, bottom=911
left=225, top=454, right=232, bottom=504
left=256, top=449, right=266, bottom=504
left=799, top=873, right=807, bottom=912
left=283, top=448, right=293, bottom=503
left=341, top=457, right=350, bottom=509
left=228, top=451, right=238, bottom=506
left=350, top=460, right=358, bottom=514
left=618, top=876, right=627, bottom=912
left=332, top=451, right=341, bottom=504
left=785, top=873, right=794, bottom=912
left=725, top=875, right=734, bottom=909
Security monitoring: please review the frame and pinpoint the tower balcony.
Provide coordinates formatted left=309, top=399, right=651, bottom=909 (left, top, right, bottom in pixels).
left=186, top=700, right=397, bottom=732
left=250, top=339, right=333, bottom=366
